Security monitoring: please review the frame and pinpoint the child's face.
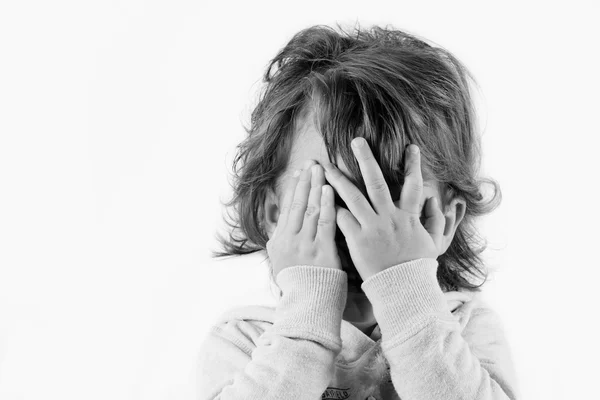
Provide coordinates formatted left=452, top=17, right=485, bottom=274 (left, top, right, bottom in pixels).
left=274, top=113, right=444, bottom=281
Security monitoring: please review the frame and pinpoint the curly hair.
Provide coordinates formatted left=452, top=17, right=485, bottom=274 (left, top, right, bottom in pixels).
left=211, top=23, right=501, bottom=293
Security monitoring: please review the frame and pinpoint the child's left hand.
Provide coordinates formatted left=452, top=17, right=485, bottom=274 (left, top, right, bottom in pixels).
left=322, top=138, right=446, bottom=282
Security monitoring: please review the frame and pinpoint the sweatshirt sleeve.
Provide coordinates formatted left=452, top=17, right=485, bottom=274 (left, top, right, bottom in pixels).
left=197, top=265, right=348, bottom=400
left=361, top=258, right=520, bottom=400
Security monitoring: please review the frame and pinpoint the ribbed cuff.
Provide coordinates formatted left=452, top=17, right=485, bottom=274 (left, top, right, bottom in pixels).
left=360, top=258, right=450, bottom=345
left=271, top=265, right=348, bottom=353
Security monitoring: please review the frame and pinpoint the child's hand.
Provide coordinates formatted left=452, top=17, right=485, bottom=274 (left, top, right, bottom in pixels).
left=267, top=161, right=342, bottom=280
left=322, top=138, right=446, bottom=282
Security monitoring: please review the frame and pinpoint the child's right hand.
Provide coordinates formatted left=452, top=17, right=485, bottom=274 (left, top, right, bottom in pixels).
left=267, top=161, right=342, bottom=280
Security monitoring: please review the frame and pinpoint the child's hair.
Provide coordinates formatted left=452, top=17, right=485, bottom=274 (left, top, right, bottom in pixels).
left=212, top=23, right=501, bottom=292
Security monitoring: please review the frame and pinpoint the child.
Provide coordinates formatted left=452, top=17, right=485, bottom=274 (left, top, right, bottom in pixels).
left=199, top=24, right=519, bottom=399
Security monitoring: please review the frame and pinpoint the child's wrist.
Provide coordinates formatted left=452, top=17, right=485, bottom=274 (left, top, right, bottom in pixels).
left=271, top=265, right=347, bottom=352
left=361, top=258, right=449, bottom=344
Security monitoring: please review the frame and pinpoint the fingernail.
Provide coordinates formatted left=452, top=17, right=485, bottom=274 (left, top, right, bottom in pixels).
left=352, top=137, right=365, bottom=148
left=323, top=162, right=334, bottom=171
left=292, top=169, right=301, bottom=177
left=303, top=159, right=315, bottom=169
left=409, top=144, right=419, bottom=154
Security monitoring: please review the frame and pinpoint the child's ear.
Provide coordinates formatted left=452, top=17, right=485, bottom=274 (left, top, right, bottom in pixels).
left=440, top=197, right=467, bottom=255
left=263, top=188, right=280, bottom=239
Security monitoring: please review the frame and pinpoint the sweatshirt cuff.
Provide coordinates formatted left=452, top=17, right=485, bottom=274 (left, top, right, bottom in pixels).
left=271, top=265, right=348, bottom=353
left=360, top=258, right=451, bottom=345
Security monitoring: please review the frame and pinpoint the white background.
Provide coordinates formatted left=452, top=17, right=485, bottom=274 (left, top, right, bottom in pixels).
left=1, top=1, right=598, bottom=399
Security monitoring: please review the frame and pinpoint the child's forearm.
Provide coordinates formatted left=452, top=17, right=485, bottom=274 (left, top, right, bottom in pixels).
left=197, top=265, right=347, bottom=399
left=362, top=258, right=519, bottom=400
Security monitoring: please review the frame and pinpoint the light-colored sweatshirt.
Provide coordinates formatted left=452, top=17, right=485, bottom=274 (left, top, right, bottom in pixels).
left=197, top=258, right=519, bottom=400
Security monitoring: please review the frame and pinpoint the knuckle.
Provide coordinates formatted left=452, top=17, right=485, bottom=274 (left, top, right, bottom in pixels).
left=372, top=221, right=391, bottom=235
left=405, top=183, right=423, bottom=193
left=317, top=217, right=332, bottom=227
left=409, top=215, right=419, bottom=228
left=290, top=201, right=305, bottom=211
left=367, top=179, right=388, bottom=193
left=304, top=205, right=319, bottom=217
left=348, top=191, right=363, bottom=204
left=337, top=211, right=352, bottom=223
left=355, top=151, right=372, bottom=162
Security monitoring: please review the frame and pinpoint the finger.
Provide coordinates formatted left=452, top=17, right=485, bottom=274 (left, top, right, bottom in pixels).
left=399, top=144, right=424, bottom=214
left=316, top=185, right=337, bottom=242
left=274, top=168, right=301, bottom=232
left=302, top=164, right=325, bottom=239
left=351, top=137, right=395, bottom=215
left=423, top=197, right=445, bottom=252
left=323, top=162, right=373, bottom=226
left=335, top=205, right=360, bottom=238
left=287, top=160, right=316, bottom=233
